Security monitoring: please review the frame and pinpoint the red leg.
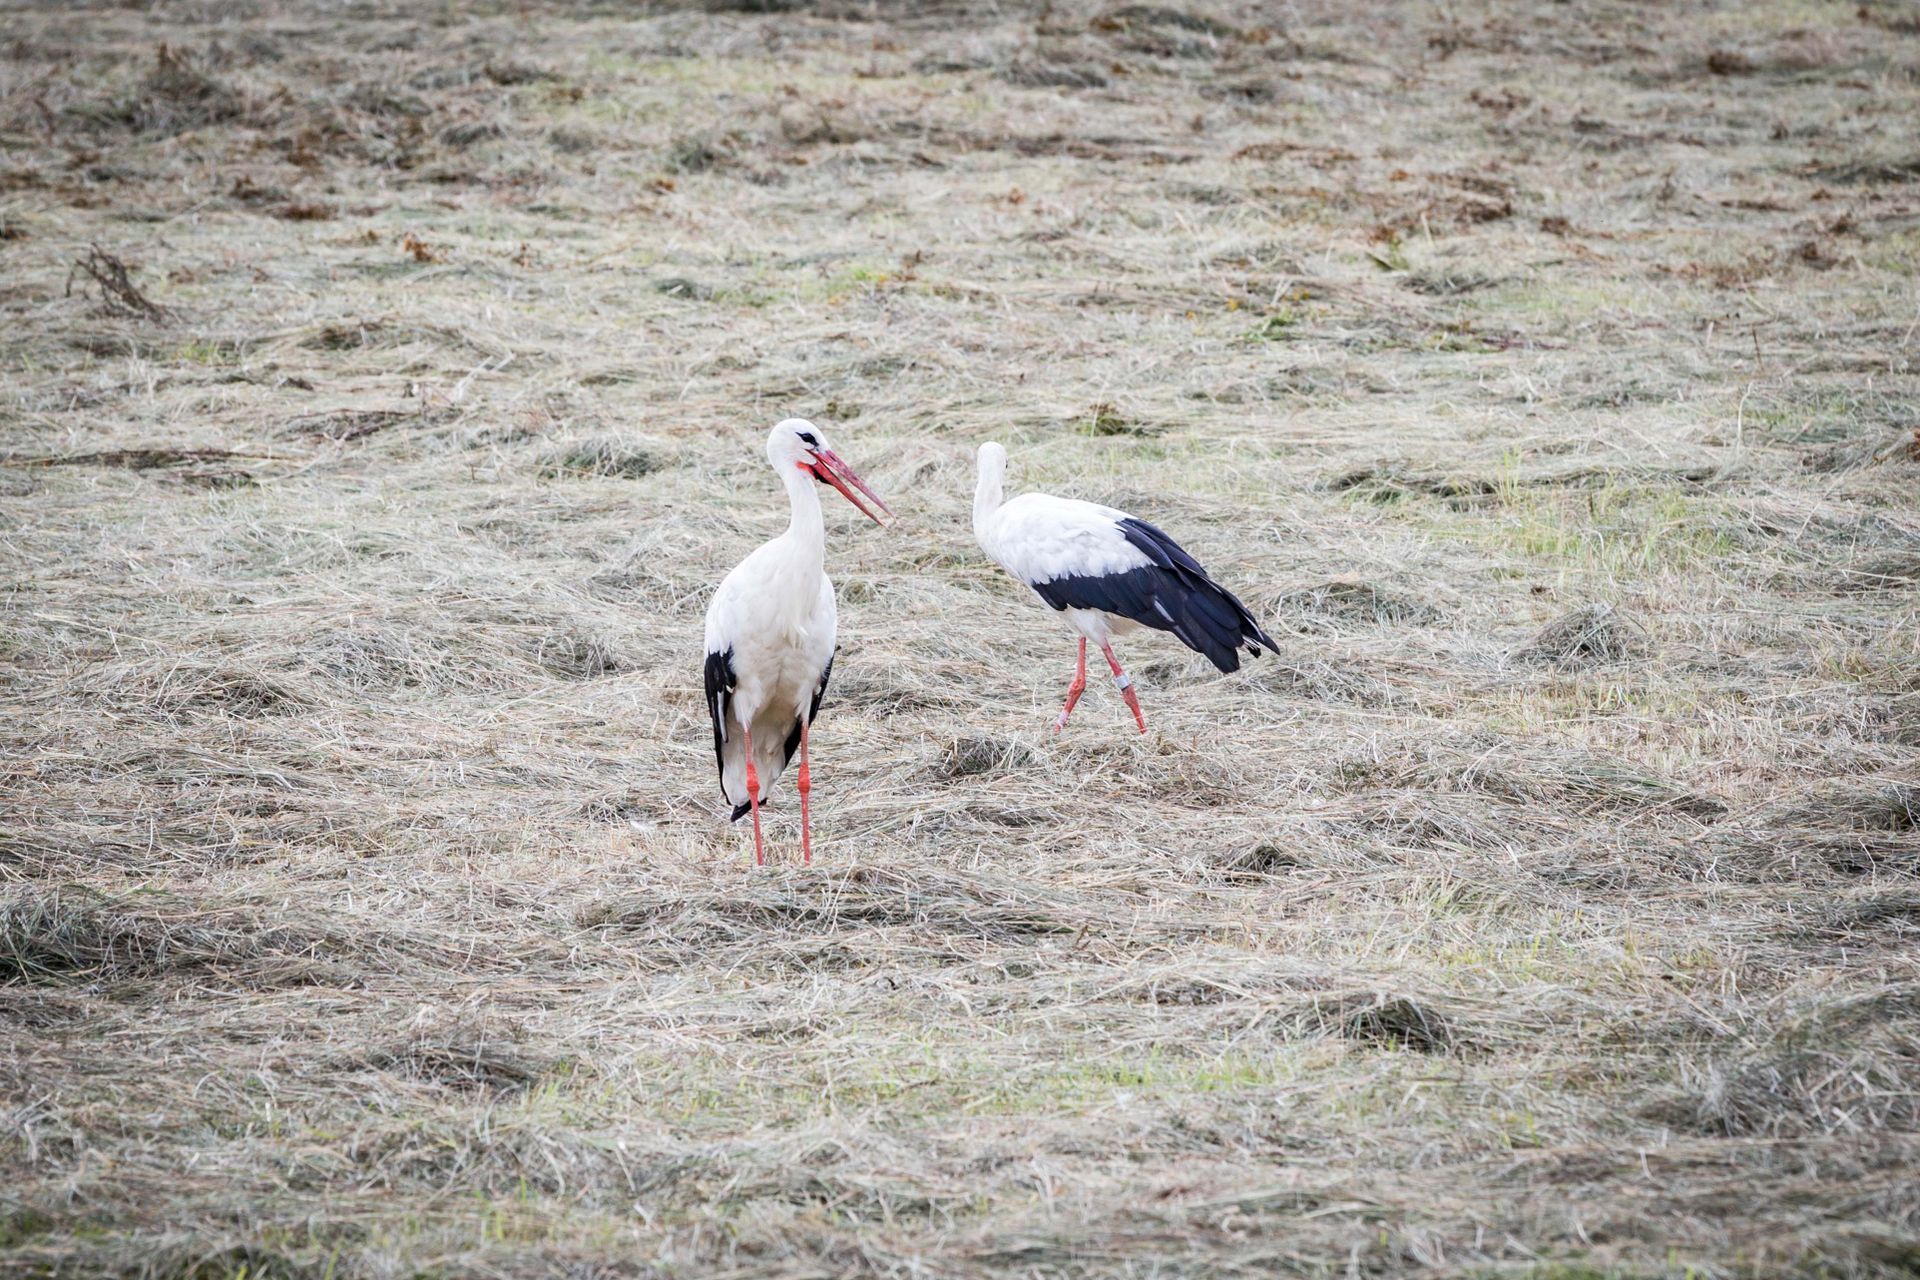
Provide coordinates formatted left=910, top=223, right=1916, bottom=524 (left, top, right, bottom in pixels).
left=1100, top=641, right=1147, bottom=734
left=797, top=719, right=812, bottom=866
left=742, top=725, right=765, bottom=866
left=1054, top=638, right=1088, bottom=733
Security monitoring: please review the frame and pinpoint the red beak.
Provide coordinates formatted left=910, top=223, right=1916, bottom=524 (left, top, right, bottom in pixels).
left=810, top=448, right=892, bottom=526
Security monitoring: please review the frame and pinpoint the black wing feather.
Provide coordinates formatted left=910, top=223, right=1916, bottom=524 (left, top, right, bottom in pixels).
left=1030, top=517, right=1279, bottom=674
left=705, top=647, right=736, bottom=803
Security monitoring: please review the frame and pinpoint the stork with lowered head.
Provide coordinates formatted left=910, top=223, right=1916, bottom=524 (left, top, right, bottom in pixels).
left=972, top=440, right=1277, bottom=733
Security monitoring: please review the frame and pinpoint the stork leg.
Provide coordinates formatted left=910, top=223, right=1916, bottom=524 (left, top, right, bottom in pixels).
left=1099, top=641, right=1147, bottom=734
left=1053, top=638, right=1088, bottom=733
left=741, top=725, right=766, bottom=866
left=797, top=719, right=813, bottom=866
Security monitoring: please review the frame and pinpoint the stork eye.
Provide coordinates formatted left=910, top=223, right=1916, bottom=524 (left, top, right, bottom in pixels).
left=797, top=431, right=818, bottom=447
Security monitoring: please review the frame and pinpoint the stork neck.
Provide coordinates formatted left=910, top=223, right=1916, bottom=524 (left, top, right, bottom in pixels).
left=781, top=461, right=826, bottom=561
left=973, top=459, right=1004, bottom=537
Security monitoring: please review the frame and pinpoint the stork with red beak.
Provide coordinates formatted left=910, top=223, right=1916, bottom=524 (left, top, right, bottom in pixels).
left=973, top=441, right=1277, bottom=734
left=703, top=419, right=890, bottom=865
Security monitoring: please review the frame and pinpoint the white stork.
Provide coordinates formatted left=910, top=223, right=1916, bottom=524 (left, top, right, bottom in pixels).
left=703, top=419, right=890, bottom=865
left=972, top=440, right=1277, bottom=733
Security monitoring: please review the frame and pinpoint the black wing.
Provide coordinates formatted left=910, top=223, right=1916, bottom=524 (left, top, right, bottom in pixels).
left=704, top=647, right=735, bottom=802
left=1030, top=517, right=1278, bottom=674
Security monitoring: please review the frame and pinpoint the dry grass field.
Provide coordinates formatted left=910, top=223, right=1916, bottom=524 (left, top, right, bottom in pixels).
left=3, top=1, right=1918, bottom=1276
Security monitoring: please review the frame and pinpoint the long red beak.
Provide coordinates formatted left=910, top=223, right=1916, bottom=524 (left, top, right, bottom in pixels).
left=810, top=448, right=892, bottom=526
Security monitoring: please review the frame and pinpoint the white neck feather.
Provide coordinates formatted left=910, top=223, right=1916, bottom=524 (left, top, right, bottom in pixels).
left=973, top=451, right=1005, bottom=541
left=780, top=458, right=826, bottom=566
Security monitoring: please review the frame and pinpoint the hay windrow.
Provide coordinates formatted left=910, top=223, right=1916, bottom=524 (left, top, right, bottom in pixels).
left=1, top=886, right=368, bottom=989
left=1514, top=603, right=1646, bottom=668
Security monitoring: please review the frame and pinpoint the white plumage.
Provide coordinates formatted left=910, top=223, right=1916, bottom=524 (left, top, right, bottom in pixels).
left=703, top=419, right=888, bottom=864
left=975, top=490, right=1158, bottom=649
left=704, top=551, right=836, bottom=811
left=973, top=440, right=1277, bottom=733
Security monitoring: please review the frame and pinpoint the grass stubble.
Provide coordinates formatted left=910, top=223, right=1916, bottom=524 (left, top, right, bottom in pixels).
left=0, top=1, right=1917, bottom=1277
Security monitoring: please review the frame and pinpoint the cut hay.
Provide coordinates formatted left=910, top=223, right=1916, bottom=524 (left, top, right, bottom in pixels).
left=0, top=1, right=1914, bottom=1276
left=1514, top=603, right=1646, bottom=668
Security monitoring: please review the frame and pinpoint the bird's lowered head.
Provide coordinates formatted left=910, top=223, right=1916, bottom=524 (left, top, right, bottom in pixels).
left=767, top=418, right=891, bottom=526
left=976, top=440, right=1008, bottom=481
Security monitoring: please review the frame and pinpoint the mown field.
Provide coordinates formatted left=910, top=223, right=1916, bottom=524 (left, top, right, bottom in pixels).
left=2, top=1, right=1917, bottom=1276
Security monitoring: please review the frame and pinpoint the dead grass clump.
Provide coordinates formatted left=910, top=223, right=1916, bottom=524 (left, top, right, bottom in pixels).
left=72, top=44, right=246, bottom=137
left=18, top=446, right=245, bottom=471
left=536, top=438, right=666, bottom=478
left=483, top=60, right=552, bottom=86
left=442, top=119, right=506, bottom=148
left=533, top=630, right=629, bottom=679
left=1252, top=658, right=1404, bottom=708
left=1327, top=462, right=1498, bottom=506
left=1403, top=266, right=1501, bottom=295
left=1295, top=992, right=1464, bottom=1054
left=1273, top=578, right=1444, bottom=630
left=108, top=1243, right=305, bottom=1280
left=829, top=665, right=966, bottom=714
left=1125, top=969, right=1255, bottom=1006
left=584, top=562, right=691, bottom=611
left=1859, top=1, right=1920, bottom=33
left=353, top=1023, right=548, bottom=1094
left=287, top=408, right=433, bottom=443
left=1538, top=754, right=1711, bottom=813
left=1704, top=48, right=1759, bottom=76
left=1104, top=5, right=1238, bottom=38
left=1798, top=894, right=1920, bottom=944
left=1838, top=550, right=1920, bottom=591
left=933, top=734, right=1032, bottom=779
left=1000, top=61, right=1110, bottom=90
left=0, top=886, right=342, bottom=988
left=1335, top=794, right=1529, bottom=850
left=580, top=792, right=648, bottom=825
left=578, top=867, right=1115, bottom=958
left=1881, top=427, right=1920, bottom=465
left=1076, top=402, right=1157, bottom=437
left=548, top=124, right=599, bottom=154
left=151, top=663, right=311, bottom=716
left=1725, top=833, right=1918, bottom=881
left=1763, top=777, right=1918, bottom=834
left=302, top=320, right=386, bottom=350
left=1710, top=779, right=1919, bottom=880
left=1215, top=841, right=1308, bottom=879
left=1810, top=154, right=1920, bottom=185
left=665, top=133, right=730, bottom=174
left=1661, top=992, right=1920, bottom=1138
left=301, top=626, right=454, bottom=691
left=1514, top=604, right=1645, bottom=668
left=65, top=245, right=171, bottom=322
left=1516, top=755, right=1720, bottom=817
left=654, top=276, right=714, bottom=301
left=0, top=989, right=87, bottom=1029
left=1403, top=744, right=1721, bottom=818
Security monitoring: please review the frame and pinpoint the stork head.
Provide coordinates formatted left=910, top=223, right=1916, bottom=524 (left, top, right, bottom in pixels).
left=768, top=418, right=891, bottom=526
